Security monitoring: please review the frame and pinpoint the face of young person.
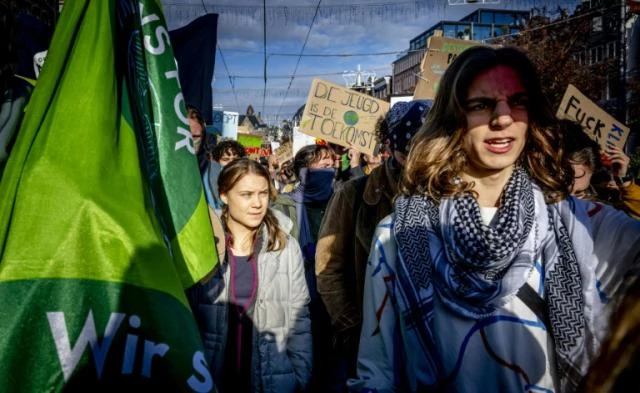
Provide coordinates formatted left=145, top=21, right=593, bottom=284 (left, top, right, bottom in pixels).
left=461, top=65, right=529, bottom=181
left=310, top=150, right=334, bottom=169
left=218, top=150, right=240, bottom=167
left=570, top=161, right=593, bottom=194
left=188, top=117, right=204, bottom=138
left=220, top=173, right=270, bottom=232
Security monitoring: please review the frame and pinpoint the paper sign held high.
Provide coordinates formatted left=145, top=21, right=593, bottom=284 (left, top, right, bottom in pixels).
left=299, top=79, right=389, bottom=156
left=413, top=36, right=486, bottom=100
left=556, top=84, right=629, bottom=151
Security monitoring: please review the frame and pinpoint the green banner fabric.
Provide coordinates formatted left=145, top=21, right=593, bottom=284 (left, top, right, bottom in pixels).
left=0, top=0, right=218, bottom=391
left=237, top=133, right=264, bottom=148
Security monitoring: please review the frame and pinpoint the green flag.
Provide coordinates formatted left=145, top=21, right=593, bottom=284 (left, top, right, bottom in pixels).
left=0, top=0, right=218, bottom=391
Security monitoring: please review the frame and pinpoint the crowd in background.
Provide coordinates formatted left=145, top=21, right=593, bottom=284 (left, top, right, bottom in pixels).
left=183, top=46, right=640, bottom=393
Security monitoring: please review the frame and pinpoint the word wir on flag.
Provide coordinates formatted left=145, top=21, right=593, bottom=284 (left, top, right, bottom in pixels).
left=0, top=0, right=218, bottom=391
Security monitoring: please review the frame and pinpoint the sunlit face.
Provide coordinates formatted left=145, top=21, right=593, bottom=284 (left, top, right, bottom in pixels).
left=218, top=150, right=240, bottom=167
left=462, top=65, right=529, bottom=180
left=570, top=162, right=593, bottom=194
left=310, top=150, right=334, bottom=169
left=220, top=173, right=269, bottom=232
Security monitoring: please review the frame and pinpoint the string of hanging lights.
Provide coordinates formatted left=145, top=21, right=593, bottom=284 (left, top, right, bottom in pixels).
left=163, top=0, right=572, bottom=28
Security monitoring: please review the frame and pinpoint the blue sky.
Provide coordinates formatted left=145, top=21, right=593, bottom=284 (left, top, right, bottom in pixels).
left=162, top=0, right=580, bottom=126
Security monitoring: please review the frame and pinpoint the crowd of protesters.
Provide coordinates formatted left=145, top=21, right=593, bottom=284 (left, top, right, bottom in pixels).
left=185, top=46, right=640, bottom=393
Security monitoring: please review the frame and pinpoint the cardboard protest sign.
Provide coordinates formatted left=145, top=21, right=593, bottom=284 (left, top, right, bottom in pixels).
left=414, top=36, right=485, bottom=100
left=211, top=110, right=239, bottom=139
left=429, top=36, right=482, bottom=53
left=300, top=79, right=389, bottom=156
left=275, top=142, right=293, bottom=164
left=413, top=51, right=453, bottom=100
left=556, top=84, right=629, bottom=151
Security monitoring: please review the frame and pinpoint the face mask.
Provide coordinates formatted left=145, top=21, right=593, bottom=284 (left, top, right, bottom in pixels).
left=300, top=167, right=335, bottom=202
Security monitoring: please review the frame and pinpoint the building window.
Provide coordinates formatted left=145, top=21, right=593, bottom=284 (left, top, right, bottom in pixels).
left=494, top=13, right=516, bottom=25
left=592, top=16, right=602, bottom=32
left=596, top=46, right=603, bottom=63
left=607, top=41, right=616, bottom=58
left=474, top=25, right=492, bottom=40
left=443, top=23, right=457, bottom=38
left=456, top=25, right=471, bottom=40
left=480, top=12, right=493, bottom=24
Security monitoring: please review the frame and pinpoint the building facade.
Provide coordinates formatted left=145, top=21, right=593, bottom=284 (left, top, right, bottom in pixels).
left=238, top=105, right=268, bottom=134
left=573, top=0, right=636, bottom=128
left=391, top=8, right=529, bottom=95
left=372, top=75, right=392, bottom=101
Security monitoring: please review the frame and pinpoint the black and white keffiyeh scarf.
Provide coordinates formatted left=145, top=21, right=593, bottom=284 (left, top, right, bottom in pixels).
left=393, top=167, right=596, bottom=392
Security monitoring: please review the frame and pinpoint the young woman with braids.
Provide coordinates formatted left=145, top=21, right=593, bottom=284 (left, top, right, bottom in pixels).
left=349, top=46, right=640, bottom=393
left=188, top=158, right=311, bottom=393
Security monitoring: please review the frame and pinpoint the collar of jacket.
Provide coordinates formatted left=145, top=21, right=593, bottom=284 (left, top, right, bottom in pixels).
left=222, top=224, right=268, bottom=265
left=362, top=158, right=399, bottom=205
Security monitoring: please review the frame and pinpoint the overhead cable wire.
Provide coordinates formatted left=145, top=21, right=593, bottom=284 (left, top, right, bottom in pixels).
left=214, top=66, right=391, bottom=79
left=219, top=48, right=425, bottom=57
left=168, top=1, right=436, bottom=7
left=276, top=0, right=322, bottom=121
left=216, top=44, right=241, bottom=110
left=211, top=2, right=598, bottom=121
left=262, top=0, right=268, bottom=115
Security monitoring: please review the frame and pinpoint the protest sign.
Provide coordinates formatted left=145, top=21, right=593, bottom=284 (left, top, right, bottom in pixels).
left=413, top=36, right=485, bottom=100
left=237, top=133, right=263, bottom=149
left=413, top=51, right=453, bottom=100
left=556, top=84, right=629, bottom=151
left=428, top=36, right=480, bottom=53
left=211, top=110, right=238, bottom=140
left=292, top=126, right=316, bottom=157
left=299, top=79, right=389, bottom=156
left=237, top=133, right=270, bottom=158
left=275, top=142, right=293, bottom=164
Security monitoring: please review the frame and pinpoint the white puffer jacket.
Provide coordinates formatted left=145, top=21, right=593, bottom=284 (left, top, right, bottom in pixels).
left=188, top=224, right=312, bottom=393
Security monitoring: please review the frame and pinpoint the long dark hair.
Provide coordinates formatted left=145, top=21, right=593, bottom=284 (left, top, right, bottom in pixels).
left=218, top=158, right=286, bottom=252
left=401, top=46, right=572, bottom=203
left=293, top=144, right=334, bottom=179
